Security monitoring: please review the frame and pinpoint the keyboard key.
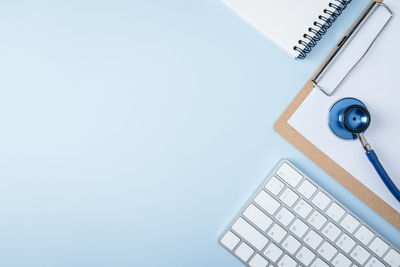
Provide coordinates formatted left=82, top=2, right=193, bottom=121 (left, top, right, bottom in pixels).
left=289, top=218, right=308, bottom=238
left=254, top=190, right=280, bottom=215
left=268, top=223, right=287, bottom=243
left=318, top=241, right=337, bottom=261
left=293, top=199, right=313, bottom=219
left=308, top=210, right=327, bottom=230
left=282, top=235, right=301, bottom=255
left=243, top=204, right=273, bottom=231
left=276, top=162, right=303, bottom=188
left=220, top=231, right=240, bottom=250
left=340, top=214, right=360, bottom=234
left=304, top=230, right=323, bottom=249
left=332, top=253, right=352, bottom=267
left=354, top=225, right=374, bottom=245
left=369, top=237, right=389, bottom=257
left=235, top=242, right=254, bottom=262
left=263, top=243, right=283, bottom=263
left=279, top=188, right=299, bottom=207
left=366, top=257, right=385, bottom=267
left=350, top=245, right=370, bottom=265
left=312, top=191, right=331, bottom=211
left=322, top=222, right=341, bottom=242
left=336, top=233, right=356, bottom=253
left=384, top=249, right=400, bottom=267
left=297, top=180, right=317, bottom=199
left=265, top=176, right=285, bottom=196
left=232, top=218, right=268, bottom=250
left=249, top=254, right=269, bottom=267
left=277, top=254, right=297, bottom=267
left=311, top=258, right=329, bottom=267
left=276, top=207, right=295, bottom=227
left=296, top=246, right=315, bottom=265
left=326, top=203, right=345, bottom=222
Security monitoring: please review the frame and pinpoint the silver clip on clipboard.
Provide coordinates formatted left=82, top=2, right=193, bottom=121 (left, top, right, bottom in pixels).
left=312, top=1, right=393, bottom=96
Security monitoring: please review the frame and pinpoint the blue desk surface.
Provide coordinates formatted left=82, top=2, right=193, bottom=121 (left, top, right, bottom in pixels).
left=0, top=1, right=398, bottom=266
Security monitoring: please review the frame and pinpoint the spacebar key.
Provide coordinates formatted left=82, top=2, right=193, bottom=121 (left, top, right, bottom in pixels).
left=232, top=217, right=268, bottom=251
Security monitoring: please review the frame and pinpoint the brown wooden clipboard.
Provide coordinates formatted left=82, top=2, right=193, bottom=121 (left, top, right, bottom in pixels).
left=274, top=0, right=400, bottom=230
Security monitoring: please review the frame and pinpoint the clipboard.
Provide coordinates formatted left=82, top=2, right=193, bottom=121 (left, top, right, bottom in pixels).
left=274, top=0, right=400, bottom=230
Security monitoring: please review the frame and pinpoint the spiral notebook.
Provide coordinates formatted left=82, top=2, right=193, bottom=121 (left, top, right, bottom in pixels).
left=221, top=0, right=352, bottom=59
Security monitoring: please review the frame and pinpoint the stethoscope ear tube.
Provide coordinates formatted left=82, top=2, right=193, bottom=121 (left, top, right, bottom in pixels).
left=366, top=149, right=400, bottom=202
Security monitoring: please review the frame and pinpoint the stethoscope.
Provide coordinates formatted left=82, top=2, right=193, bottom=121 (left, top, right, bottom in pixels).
left=328, top=97, right=400, bottom=202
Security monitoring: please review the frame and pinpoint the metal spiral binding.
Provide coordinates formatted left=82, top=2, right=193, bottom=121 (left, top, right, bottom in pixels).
left=294, top=0, right=352, bottom=59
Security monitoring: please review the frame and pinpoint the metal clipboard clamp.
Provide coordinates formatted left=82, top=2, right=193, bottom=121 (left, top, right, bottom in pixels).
left=312, top=1, right=393, bottom=96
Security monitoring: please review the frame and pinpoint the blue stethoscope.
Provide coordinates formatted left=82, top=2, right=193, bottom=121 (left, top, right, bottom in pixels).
left=329, top=97, right=400, bottom=202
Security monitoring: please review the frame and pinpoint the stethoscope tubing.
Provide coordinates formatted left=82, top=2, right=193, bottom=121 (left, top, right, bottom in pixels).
left=366, top=149, right=400, bottom=202
left=329, top=97, right=400, bottom=203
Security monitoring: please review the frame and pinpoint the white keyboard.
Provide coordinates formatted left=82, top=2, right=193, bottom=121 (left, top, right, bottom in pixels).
left=219, top=160, right=400, bottom=267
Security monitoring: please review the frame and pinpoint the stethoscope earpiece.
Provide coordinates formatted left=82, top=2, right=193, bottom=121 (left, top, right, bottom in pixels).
left=328, top=98, right=400, bottom=203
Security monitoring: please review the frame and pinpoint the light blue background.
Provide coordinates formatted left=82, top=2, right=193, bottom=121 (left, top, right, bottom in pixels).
left=0, top=0, right=398, bottom=266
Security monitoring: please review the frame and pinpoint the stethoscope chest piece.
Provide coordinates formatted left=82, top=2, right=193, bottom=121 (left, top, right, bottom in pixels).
left=328, top=97, right=371, bottom=140
left=328, top=97, right=400, bottom=203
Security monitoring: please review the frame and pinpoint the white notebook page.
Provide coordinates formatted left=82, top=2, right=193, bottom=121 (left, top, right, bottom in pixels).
left=288, top=0, right=400, bottom=213
left=220, top=0, right=337, bottom=57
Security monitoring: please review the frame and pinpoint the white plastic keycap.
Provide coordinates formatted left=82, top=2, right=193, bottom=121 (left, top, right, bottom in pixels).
left=297, top=179, right=317, bottom=199
left=326, top=203, right=345, bottom=222
left=232, top=218, right=268, bottom=251
left=235, top=242, right=254, bottom=262
left=384, top=249, right=400, bottom=267
left=340, top=214, right=360, bottom=234
left=276, top=207, right=295, bottom=227
left=332, top=253, right=352, bottom=267
left=267, top=223, right=287, bottom=243
left=221, top=231, right=240, bottom=250
left=289, top=218, right=308, bottom=238
left=293, top=199, right=313, bottom=219
left=366, top=257, right=385, bottom=267
left=308, top=210, right=327, bottom=230
left=312, top=191, right=331, bottom=210
left=311, top=258, right=329, bottom=267
left=254, top=191, right=280, bottom=215
left=243, top=204, right=273, bottom=232
left=336, top=233, right=356, bottom=253
left=350, top=245, right=371, bottom=265
left=318, top=241, right=337, bottom=261
left=354, top=225, right=374, bottom=245
left=249, top=254, right=268, bottom=267
left=263, top=243, right=283, bottom=263
left=282, top=235, right=301, bottom=255
left=277, top=254, right=297, bottom=267
left=276, top=162, right=302, bottom=188
left=254, top=190, right=281, bottom=215
left=304, top=230, right=323, bottom=249
left=265, top=176, right=284, bottom=196
left=322, top=222, right=341, bottom=242
left=279, top=188, right=299, bottom=207
left=296, top=246, right=315, bottom=265
left=369, top=237, right=389, bottom=257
